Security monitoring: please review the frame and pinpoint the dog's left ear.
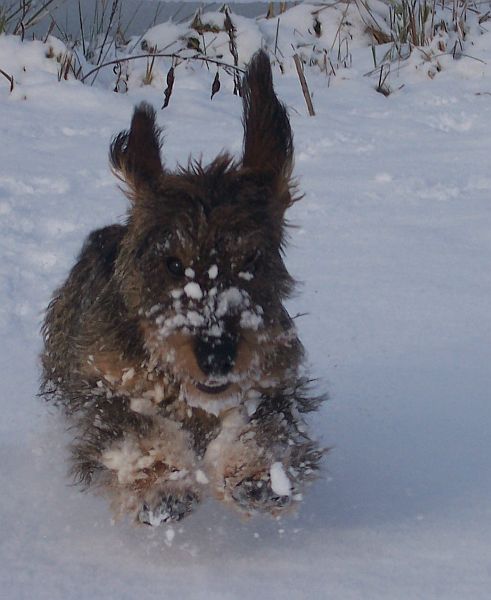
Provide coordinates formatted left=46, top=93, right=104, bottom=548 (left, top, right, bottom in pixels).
left=241, top=50, right=294, bottom=207
left=110, top=102, right=164, bottom=201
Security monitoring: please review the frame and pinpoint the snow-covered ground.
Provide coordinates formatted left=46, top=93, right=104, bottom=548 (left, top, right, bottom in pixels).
left=1, top=6, right=491, bottom=598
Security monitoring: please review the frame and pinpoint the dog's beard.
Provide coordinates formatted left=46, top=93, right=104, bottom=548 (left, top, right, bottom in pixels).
left=179, top=371, right=277, bottom=417
left=180, top=380, right=244, bottom=416
left=141, top=295, right=299, bottom=416
left=142, top=323, right=274, bottom=416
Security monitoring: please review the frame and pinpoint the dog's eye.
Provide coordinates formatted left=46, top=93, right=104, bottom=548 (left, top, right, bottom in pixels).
left=166, top=257, right=185, bottom=278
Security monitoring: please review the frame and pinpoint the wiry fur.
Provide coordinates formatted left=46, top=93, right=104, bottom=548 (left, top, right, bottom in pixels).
left=41, top=51, right=324, bottom=525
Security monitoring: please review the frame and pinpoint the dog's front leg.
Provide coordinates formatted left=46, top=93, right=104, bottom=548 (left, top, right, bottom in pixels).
left=204, top=402, right=323, bottom=516
left=72, top=402, right=203, bottom=525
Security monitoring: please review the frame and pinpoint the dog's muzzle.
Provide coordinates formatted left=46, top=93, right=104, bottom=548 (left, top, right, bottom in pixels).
left=195, top=333, right=237, bottom=381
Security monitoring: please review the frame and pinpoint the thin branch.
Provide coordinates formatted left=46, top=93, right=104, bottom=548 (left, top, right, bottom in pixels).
left=80, top=52, right=245, bottom=83
left=0, top=68, right=14, bottom=93
left=293, top=53, right=315, bottom=116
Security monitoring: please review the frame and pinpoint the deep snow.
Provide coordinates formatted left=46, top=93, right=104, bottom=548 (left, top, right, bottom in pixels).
left=1, top=10, right=491, bottom=599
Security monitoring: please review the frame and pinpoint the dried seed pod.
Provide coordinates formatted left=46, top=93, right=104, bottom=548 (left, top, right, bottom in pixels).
left=211, top=71, right=220, bottom=100
left=162, top=66, right=175, bottom=109
left=186, top=37, right=201, bottom=52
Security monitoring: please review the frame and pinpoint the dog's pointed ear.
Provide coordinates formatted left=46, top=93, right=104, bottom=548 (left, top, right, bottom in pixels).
left=242, top=51, right=294, bottom=192
left=110, top=102, right=163, bottom=199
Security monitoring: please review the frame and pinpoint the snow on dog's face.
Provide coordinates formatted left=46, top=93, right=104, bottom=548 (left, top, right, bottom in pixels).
left=110, top=53, right=300, bottom=412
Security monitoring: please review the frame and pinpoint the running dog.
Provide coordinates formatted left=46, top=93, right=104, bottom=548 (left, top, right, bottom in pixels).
left=41, top=50, right=323, bottom=525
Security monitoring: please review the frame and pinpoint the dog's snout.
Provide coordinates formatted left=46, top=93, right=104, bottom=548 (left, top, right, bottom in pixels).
left=195, top=334, right=237, bottom=377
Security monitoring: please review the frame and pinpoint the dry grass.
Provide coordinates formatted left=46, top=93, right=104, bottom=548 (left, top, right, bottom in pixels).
left=2, top=1, right=489, bottom=105
left=362, top=0, right=473, bottom=58
left=0, top=0, right=59, bottom=38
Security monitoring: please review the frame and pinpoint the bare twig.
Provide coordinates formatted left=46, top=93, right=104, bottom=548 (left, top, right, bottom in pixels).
left=87, top=0, right=121, bottom=85
left=43, top=17, right=55, bottom=43
left=78, top=1, right=86, bottom=57
left=274, top=17, right=280, bottom=56
left=375, top=64, right=391, bottom=96
left=0, top=67, right=14, bottom=92
left=24, top=0, right=58, bottom=29
left=96, top=0, right=119, bottom=67
left=143, top=46, right=157, bottom=85
left=293, top=53, right=315, bottom=116
left=13, top=0, right=60, bottom=35
left=224, top=8, right=242, bottom=96
left=80, top=53, right=245, bottom=84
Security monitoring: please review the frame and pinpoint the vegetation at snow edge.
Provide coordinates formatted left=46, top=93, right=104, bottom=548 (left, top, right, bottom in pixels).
left=1, top=0, right=490, bottom=105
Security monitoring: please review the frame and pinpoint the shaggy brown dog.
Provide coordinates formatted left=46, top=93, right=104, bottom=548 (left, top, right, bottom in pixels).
left=41, top=50, right=323, bottom=525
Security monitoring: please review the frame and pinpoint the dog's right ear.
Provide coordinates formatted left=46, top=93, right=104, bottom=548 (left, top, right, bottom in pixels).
left=110, top=103, right=164, bottom=200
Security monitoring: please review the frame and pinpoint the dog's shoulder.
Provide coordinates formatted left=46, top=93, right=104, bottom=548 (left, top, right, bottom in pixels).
left=79, top=224, right=126, bottom=276
left=52, top=224, right=126, bottom=322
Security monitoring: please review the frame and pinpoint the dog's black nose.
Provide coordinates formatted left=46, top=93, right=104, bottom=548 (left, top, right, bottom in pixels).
left=195, top=334, right=237, bottom=377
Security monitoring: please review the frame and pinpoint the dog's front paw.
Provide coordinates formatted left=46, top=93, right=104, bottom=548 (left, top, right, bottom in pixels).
left=230, top=474, right=291, bottom=514
left=138, top=491, right=199, bottom=526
